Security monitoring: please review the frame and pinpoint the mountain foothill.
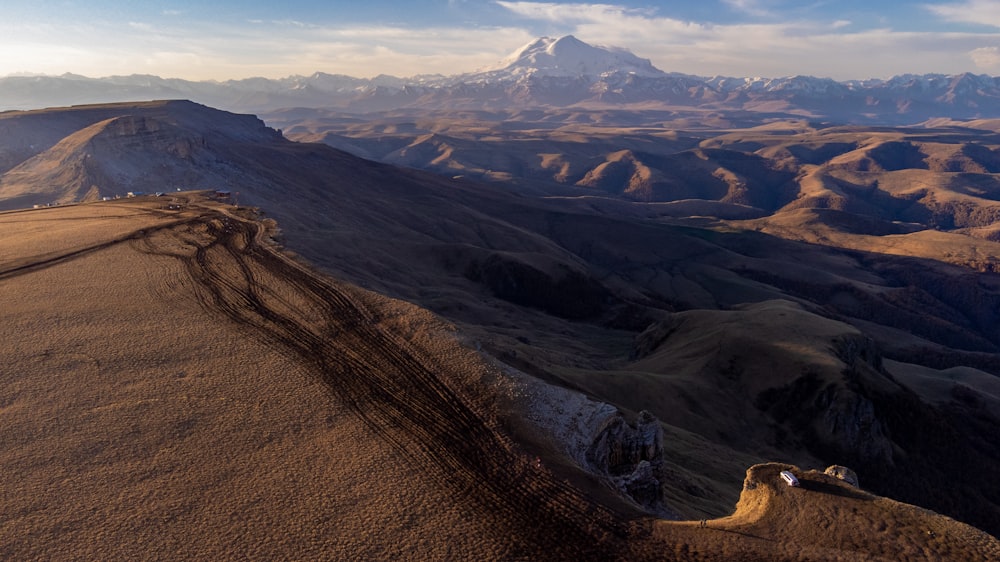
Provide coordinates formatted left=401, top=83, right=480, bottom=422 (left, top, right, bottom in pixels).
left=2, top=36, right=1000, bottom=561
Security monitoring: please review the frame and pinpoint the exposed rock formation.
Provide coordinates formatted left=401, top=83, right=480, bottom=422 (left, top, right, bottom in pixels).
left=816, top=386, right=895, bottom=465
left=586, top=410, right=677, bottom=517
left=587, top=410, right=662, bottom=473
left=833, top=334, right=884, bottom=373
left=629, top=315, right=677, bottom=361
left=825, top=465, right=860, bottom=488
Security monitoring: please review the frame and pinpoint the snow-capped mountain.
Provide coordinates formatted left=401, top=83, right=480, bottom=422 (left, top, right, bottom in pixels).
left=470, top=35, right=663, bottom=81
left=5, top=36, right=1000, bottom=124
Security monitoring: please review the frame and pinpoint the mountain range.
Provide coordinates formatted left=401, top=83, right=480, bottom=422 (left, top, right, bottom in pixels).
left=4, top=35, right=1000, bottom=123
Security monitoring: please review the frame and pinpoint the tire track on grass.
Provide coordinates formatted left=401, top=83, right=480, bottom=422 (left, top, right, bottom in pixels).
left=0, top=216, right=200, bottom=281
left=138, top=208, right=641, bottom=560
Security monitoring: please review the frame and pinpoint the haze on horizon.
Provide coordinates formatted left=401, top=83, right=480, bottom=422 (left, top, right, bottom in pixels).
left=4, top=0, right=1000, bottom=82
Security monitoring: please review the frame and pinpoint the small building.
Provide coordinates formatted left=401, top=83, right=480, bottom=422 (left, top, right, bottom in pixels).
left=214, top=190, right=232, bottom=199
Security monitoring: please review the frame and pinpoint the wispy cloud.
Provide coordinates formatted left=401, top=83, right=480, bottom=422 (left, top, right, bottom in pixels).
left=495, top=1, right=655, bottom=21
left=271, top=19, right=313, bottom=29
left=721, top=0, right=774, bottom=17
left=0, top=16, right=536, bottom=80
left=495, top=1, right=713, bottom=44
left=925, top=0, right=1000, bottom=27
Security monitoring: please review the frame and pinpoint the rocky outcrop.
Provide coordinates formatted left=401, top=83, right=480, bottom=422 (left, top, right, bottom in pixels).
left=629, top=315, right=678, bottom=361
left=587, top=410, right=662, bottom=474
left=816, top=386, right=895, bottom=465
left=833, top=333, right=883, bottom=372
left=825, top=465, right=860, bottom=487
left=754, top=334, right=896, bottom=467
left=585, top=410, right=677, bottom=517
left=92, top=115, right=206, bottom=159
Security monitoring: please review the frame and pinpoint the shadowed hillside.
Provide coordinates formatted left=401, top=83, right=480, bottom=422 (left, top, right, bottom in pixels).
left=274, top=109, right=1000, bottom=275
left=3, top=101, right=1000, bottom=557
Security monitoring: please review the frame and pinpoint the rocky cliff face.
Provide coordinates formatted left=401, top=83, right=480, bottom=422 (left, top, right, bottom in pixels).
left=824, top=465, right=860, bottom=487
left=585, top=410, right=678, bottom=517
left=751, top=333, right=896, bottom=466
left=90, top=115, right=206, bottom=159
left=816, top=386, right=894, bottom=465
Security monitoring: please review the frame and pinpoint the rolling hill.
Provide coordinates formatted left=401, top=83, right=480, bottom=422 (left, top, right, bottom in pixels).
left=276, top=109, right=1000, bottom=274
left=2, top=100, right=1000, bottom=558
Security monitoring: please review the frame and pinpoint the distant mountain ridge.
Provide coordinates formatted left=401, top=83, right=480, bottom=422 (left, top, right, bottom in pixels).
left=4, top=36, right=1000, bottom=123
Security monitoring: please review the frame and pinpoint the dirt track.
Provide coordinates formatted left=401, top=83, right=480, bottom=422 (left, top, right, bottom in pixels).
left=135, top=201, right=1000, bottom=561
left=5, top=197, right=999, bottom=561
left=127, top=200, right=638, bottom=559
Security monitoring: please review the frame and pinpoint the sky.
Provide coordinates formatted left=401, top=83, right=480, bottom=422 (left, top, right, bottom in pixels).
left=4, top=0, right=1000, bottom=81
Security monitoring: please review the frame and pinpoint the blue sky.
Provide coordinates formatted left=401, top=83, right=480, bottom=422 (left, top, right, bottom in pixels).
left=3, top=1, right=1000, bottom=80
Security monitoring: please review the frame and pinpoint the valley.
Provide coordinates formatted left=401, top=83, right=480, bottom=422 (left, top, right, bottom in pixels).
left=2, top=94, right=1000, bottom=558
left=3, top=193, right=998, bottom=560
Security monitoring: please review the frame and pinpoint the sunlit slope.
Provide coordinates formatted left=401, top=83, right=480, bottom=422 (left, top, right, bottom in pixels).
left=0, top=100, right=281, bottom=209
left=4, top=101, right=1000, bottom=542
left=3, top=198, right=998, bottom=561
left=643, top=463, right=1000, bottom=561
left=0, top=197, right=630, bottom=560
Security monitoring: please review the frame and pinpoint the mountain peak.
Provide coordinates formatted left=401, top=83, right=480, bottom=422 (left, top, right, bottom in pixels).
left=529, top=35, right=589, bottom=57
left=477, top=35, right=664, bottom=79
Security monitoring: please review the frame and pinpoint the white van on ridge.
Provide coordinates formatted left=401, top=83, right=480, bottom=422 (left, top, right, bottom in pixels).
left=780, top=470, right=800, bottom=487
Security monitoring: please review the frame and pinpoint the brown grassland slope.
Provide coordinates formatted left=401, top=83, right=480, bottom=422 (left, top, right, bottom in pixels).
left=4, top=101, right=1000, bottom=559
left=2, top=196, right=998, bottom=561
left=0, top=197, right=626, bottom=560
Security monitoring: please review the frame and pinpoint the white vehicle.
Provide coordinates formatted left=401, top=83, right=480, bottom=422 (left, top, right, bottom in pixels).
left=780, top=470, right=800, bottom=487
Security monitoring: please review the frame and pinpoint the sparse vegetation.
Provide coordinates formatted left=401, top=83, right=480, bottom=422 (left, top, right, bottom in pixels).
left=3, top=101, right=1000, bottom=559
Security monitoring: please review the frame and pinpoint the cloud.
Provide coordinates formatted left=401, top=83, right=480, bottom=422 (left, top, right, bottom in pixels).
left=971, top=45, right=1000, bottom=69
left=924, top=0, right=1000, bottom=27
left=283, top=26, right=536, bottom=76
left=495, top=1, right=712, bottom=42
left=0, top=12, right=540, bottom=80
left=495, top=1, right=656, bottom=23
left=271, top=19, right=313, bottom=28
left=925, top=0, right=1000, bottom=27
left=721, top=0, right=773, bottom=17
